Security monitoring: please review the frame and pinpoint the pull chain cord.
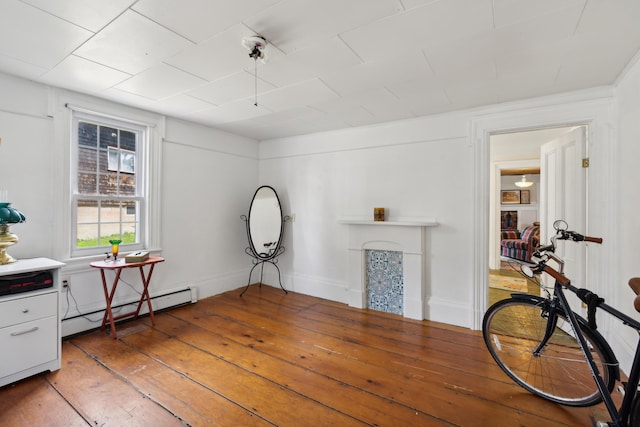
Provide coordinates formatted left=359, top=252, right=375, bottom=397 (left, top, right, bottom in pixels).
left=254, top=58, right=258, bottom=107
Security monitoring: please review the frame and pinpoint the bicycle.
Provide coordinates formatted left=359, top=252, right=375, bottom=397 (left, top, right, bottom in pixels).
left=483, top=220, right=640, bottom=427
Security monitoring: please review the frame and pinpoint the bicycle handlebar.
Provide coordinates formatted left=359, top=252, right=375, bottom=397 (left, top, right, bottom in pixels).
left=526, top=222, right=603, bottom=287
left=555, top=229, right=603, bottom=244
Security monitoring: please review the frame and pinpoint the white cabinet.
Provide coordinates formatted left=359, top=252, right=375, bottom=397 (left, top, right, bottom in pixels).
left=0, top=258, right=65, bottom=387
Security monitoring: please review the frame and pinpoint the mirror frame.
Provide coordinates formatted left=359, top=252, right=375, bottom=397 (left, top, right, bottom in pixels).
left=246, top=185, right=284, bottom=261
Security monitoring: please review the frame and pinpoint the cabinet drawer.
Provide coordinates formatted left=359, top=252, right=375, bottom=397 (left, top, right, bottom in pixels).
left=0, top=316, right=58, bottom=378
left=0, top=292, right=57, bottom=328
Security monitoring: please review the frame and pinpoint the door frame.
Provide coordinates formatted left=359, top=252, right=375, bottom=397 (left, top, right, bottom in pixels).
left=489, top=158, right=540, bottom=271
left=470, top=95, right=614, bottom=330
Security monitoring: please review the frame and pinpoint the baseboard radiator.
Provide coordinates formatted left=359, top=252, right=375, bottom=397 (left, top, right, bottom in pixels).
left=61, top=286, right=198, bottom=338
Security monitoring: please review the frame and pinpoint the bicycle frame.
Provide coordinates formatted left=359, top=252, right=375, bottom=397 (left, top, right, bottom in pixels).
left=548, top=278, right=640, bottom=427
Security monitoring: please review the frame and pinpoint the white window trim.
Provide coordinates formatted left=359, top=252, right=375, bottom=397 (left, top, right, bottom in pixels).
left=52, top=90, right=163, bottom=271
left=70, top=111, right=147, bottom=258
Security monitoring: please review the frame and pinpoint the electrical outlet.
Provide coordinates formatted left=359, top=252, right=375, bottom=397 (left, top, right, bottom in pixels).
left=289, top=213, right=296, bottom=222
left=62, top=278, right=70, bottom=288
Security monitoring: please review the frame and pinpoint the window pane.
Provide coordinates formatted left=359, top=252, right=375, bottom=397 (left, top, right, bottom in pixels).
left=77, top=224, right=99, bottom=247
left=78, top=122, right=97, bottom=148
left=121, top=130, right=136, bottom=151
left=122, top=223, right=137, bottom=244
left=76, top=199, right=99, bottom=248
left=122, top=200, right=138, bottom=243
left=100, top=200, right=121, bottom=240
left=78, top=146, right=97, bottom=172
left=100, top=126, right=118, bottom=149
left=120, top=173, right=136, bottom=195
left=98, top=150, right=109, bottom=173
left=78, top=172, right=97, bottom=195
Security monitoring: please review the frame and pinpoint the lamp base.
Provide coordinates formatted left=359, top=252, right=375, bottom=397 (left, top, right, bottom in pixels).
left=0, top=224, right=18, bottom=265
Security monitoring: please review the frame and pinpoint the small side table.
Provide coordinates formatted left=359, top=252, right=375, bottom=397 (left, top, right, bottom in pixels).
left=90, top=256, right=165, bottom=339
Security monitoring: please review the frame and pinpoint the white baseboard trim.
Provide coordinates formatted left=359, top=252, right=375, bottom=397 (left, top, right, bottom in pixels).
left=288, top=273, right=348, bottom=304
left=425, top=296, right=472, bottom=329
left=61, top=286, right=196, bottom=337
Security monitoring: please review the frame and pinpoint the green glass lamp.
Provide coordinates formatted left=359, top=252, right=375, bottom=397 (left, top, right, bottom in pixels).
left=109, top=239, right=121, bottom=260
left=0, top=202, right=26, bottom=264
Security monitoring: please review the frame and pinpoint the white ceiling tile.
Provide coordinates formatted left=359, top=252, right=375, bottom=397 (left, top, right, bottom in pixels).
left=101, top=87, right=156, bottom=107
left=188, top=71, right=276, bottom=105
left=0, top=53, right=47, bottom=80
left=492, top=0, right=586, bottom=28
left=400, top=0, right=440, bottom=11
left=341, top=0, right=494, bottom=61
left=556, top=34, right=640, bottom=91
left=286, top=37, right=362, bottom=76
left=575, top=0, right=640, bottom=39
left=0, top=0, right=92, bottom=68
left=244, top=0, right=402, bottom=53
left=253, top=106, right=325, bottom=125
left=322, top=51, right=432, bottom=96
left=39, top=55, right=130, bottom=93
left=238, top=37, right=360, bottom=89
left=257, top=79, right=339, bottom=112
left=244, top=54, right=313, bottom=88
left=387, top=77, right=451, bottom=116
left=190, top=99, right=273, bottom=124
left=444, top=76, right=499, bottom=109
left=497, top=67, right=562, bottom=103
left=165, top=24, right=257, bottom=81
left=495, top=6, right=583, bottom=55
left=133, top=0, right=280, bottom=43
left=312, top=97, right=378, bottom=127
left=115, top=64, right=207, bottom=100
left=20, top=0, right=135, bottom=32
left=147, top=94, right=214, bottom=116
left=74, top=10, right=194, bottom=74
left=423, top=32, right=496, bottom=77
left=351, top=88, right=415, bottom=122
left=495, top=42, right=564, bottom=79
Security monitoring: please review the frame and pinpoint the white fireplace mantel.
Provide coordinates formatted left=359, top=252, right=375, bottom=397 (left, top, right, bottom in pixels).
left=337, top=217, right=438, bottom=227
left=339, top=216, right=438, bottom=320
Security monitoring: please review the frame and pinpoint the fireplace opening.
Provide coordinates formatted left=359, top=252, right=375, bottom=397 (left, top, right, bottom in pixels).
left=365, top=249, right=404, bottom=315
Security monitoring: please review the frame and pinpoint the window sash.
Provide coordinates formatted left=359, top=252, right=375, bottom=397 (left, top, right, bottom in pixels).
left=71, top=111, right=148, bottom=257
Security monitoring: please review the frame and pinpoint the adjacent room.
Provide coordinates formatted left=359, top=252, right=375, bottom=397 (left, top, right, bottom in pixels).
left=1, top=1, right=640, bottom=425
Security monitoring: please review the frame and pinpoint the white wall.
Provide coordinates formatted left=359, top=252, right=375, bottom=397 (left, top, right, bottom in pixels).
left=257, top=89, right=620, bottom=333
left=260, top=113, right=476, bottom=326
left=612, top=53, right=640, bottom=370
left=0, top=72, right=260, bottom=336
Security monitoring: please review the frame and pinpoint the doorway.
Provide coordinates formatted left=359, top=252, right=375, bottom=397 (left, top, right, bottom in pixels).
left=488, top=126, right=586, bottom=305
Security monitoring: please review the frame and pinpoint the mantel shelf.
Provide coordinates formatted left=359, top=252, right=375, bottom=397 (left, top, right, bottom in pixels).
left=338, top=217, right=438, bottom=227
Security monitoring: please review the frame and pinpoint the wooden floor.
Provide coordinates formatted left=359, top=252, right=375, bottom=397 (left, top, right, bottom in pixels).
left=0, top=285, right=614, bottom=426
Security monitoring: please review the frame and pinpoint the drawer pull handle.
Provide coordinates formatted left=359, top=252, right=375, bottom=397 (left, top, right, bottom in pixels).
left=11, top=326, right=39, bottom=336
left=22, top=309, right=29, bottom=313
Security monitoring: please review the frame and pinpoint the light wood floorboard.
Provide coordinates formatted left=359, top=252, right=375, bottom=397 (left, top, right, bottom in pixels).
left=0, top=285, right=614, bottom=426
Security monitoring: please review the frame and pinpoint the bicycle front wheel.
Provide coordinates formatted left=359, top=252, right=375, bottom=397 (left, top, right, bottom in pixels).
left=483, top=296, right=616, bottom=407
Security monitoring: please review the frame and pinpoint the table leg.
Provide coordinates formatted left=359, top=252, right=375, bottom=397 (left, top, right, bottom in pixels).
left=99, top=268, right=122, bottom=339
left=134, top=263, right=157, bottom=325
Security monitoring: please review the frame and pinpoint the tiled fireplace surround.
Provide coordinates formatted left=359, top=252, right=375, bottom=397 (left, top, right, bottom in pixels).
left=341, top=219, right=438, bottom=320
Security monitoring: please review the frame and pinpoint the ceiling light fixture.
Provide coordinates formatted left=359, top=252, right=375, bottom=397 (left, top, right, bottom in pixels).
left=515, top=174, right=534, bottom=188
left=242, top=35, right=268, bottom=107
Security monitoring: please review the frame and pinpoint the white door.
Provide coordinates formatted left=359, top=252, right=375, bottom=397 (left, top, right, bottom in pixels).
left=539, top=127, right=587, bottom=307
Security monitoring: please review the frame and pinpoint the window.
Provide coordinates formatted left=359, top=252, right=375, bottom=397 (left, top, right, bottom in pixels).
left=71, top=112, right=147, bottom=256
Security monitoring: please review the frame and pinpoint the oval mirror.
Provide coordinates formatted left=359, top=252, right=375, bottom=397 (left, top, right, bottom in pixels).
left=248, top=186, right=283, bottom=260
